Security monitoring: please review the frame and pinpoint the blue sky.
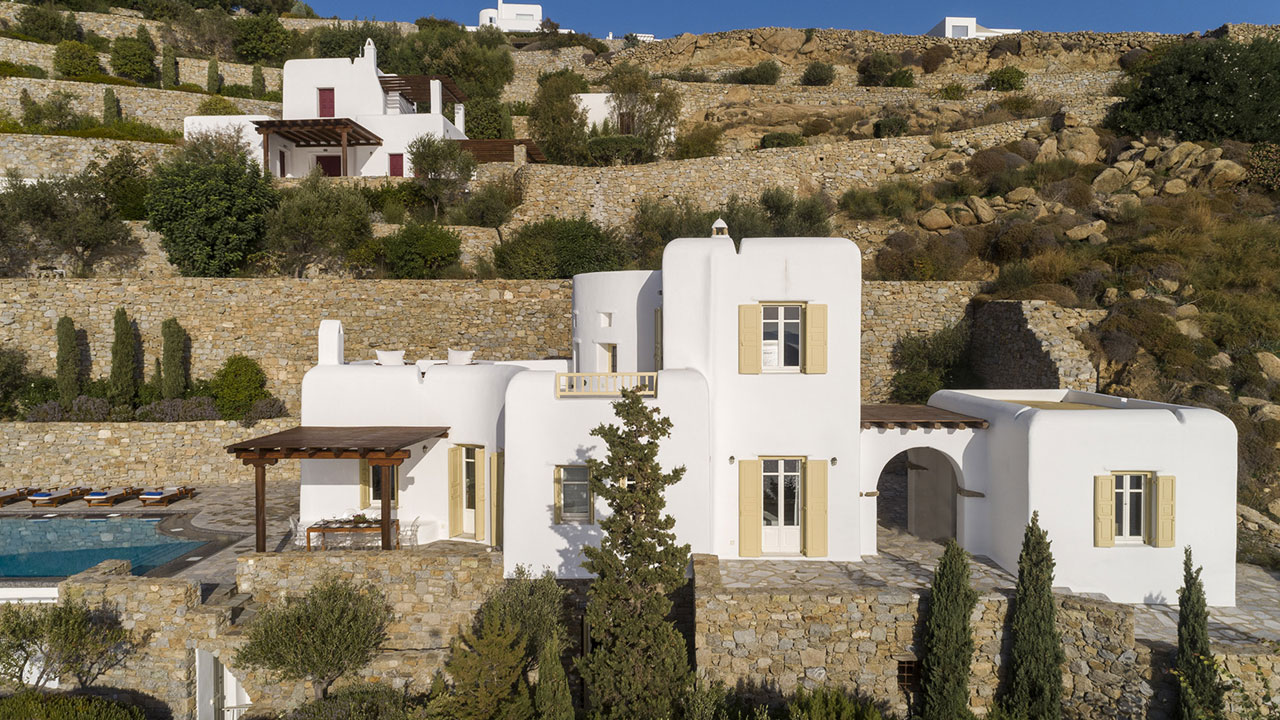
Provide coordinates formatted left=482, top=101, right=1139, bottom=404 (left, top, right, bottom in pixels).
left=305, top=0, right=1280, bottom=40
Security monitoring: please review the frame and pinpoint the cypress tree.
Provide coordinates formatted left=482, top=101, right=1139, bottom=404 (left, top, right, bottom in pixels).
left=534, top=635, right=574, bottom=720
left=1176, top=547, right=1225, bottom=720
left=206, top=58, right=221, bottom=94
left=107, top=307, right=137, bottom=408
left=160, top=317, right=187, bottom=399
left=102, top=87, right=121, bottom=124
left=160, top=45, right=177, bottom=88
left=577, top=388, right=691, bottom=720
left=251, top=64, right=265, bottom=98
left=1004, top=511, right=1064, bottom=720
left=443, top=613, right=534, bottom=720
left=55, top=316, right=79, bottom=407
left=921, top=539, right=978, bottom=720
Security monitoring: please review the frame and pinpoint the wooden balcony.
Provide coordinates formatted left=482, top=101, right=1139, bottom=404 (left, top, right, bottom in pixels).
left=555, top=372, right=658, bottom=398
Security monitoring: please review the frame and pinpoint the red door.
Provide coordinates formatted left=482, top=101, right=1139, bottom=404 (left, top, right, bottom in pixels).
left=316, top=155, right=341, bottom=177
left=388, top=153, right=404, bottom=177
left=278, top=150, right=286, bottom=178
left=317, top=88, right=335, bottom=117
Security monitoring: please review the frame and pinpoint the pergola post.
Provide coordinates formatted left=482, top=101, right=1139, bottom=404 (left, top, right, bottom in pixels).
left=340, top=128, right=348, bottom=177
left=369, top=458, right=403, bottom=550
left=260, top=129, right=272, bottom=177
left=243, top=458, right=278, bottom=552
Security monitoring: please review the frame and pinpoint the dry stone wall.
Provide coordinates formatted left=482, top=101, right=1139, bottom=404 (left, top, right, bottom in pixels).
left=862, top=281, right=983, bottom=401
left=0, top=2, right=167, bottom=41
left=502, top=47, right=601, bottom=103
left=0, top=133, right=170, bottom=177
left=0, top=418, right=294, bottom=489
left=971, top=300, right=1103, bottom=392
left=0, top=77, right=280, bottom=132
left=278, top=16, right=418, bottom=34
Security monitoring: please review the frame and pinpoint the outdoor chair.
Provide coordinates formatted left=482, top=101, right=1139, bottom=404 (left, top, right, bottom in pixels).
left=139, top=486, right=196, bottom=507
left=84, top=487, right=142, bottom=507
left=29, top=487, right=91, bottom=507
left=0, top=487, right=38, bottom=506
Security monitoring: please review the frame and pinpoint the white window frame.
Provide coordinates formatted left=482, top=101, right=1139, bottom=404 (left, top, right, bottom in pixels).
left=557, top=465, right=593, bottom=524
left=761, top=303, right=804, bottom=372
left=463, top=447, right=478, bottom=512
left=1113, top=472, right=1147, bottom=542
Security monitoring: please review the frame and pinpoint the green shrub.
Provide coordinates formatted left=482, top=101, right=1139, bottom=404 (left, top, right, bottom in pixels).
left=507, top=100, right=531, bottom=116
left=719, top=60, right=781, bottom=85
left=464, top=95, right=513, bottom=140
left=444, top=179, right=521, bottom=228
left=494, top=217, right=623, bottom=279
left=889, top=323, right=974, bottom=403
left=382, top=222, right=461, bottom=278
left=659, top=67, right=710, bottom=82
left=101, top=87, right=121, bottom=124
left=443, top=613, right=534, bottom=720
left=786, top=686, right=883, bottom=719
left=281, top=684, right=412, bottom=720
left=0, top=61, right=49, bottom=79
left=585, top=134, right=651, bottom=166
left=209, top=354, right=270, bottom=422
left=760, top=132, right=805, bottom=149
left=108, top=307, right=138, bottom=407
left=0, top=596, right=135, bottom=690
left=407, top=133, right=478, bottom=218
left=922, top=44, right=953, bottom=73
left=1003, top=512, right=1064, bottom=720
left=0, top=692, right=144, bottom=720
left=194, top=94, right=243, bottom=116
left=206, top=57, right=221, bottom=93
left=921, top=540, right=978, bottom=720
left=838, top=187, right=882, bottom=219
left=936, top=82, right=968, bottom=100
left=83, top=146, right=150, bottom=221
left=251, top=64, right=266, bottom=98
left=670, top=123, right=723, bottom=160
left=529, top=70, right=589, bottom=164
left=873, top=116, right=909, bottom=138
left=1248, top=142, right=1280, bottom=191
left=1107, top=38, right=1280, bottom=142
left=15, top=5, right=80, bottom=44
left=218, top=83, right=255, bottom=99
left=984, top=66, right=1027, bottom=91
left=800, top=60, right=835, bottom=86
left=232, top=14, right=291, bottom=64
left=158, top=45, right=177, bottom=88
left=478, top=565, right=568, bottom=663
left=858, top=51, right=901, bottom=86
left=160, top=318, right=187, bottom=400
left=108, top=33, right=156, bottom=83
left=886, top=67, right=916, bottom=87
left=53, top=40, right=101, bottom=78
left=0, top=347, right=31, bottom=419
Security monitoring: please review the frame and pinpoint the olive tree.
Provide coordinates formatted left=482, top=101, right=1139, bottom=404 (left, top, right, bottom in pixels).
left=407, top=134, right=477, bottom=219
left=0, top=597, right=134, bottom=690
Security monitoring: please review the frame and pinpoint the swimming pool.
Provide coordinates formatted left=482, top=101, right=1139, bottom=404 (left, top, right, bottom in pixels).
left=0, top=515, right=206, bottom=577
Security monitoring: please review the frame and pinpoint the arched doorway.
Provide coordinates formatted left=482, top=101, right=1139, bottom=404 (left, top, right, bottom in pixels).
left=875, top=447, right=960, bottom=542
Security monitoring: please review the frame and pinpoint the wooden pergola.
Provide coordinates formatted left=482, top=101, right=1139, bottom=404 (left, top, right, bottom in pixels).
left=252, top=119, right=383, bottom=177
left=377, top=74, right=468, bottom=105
left=860, top=404, right=990, bottom=431
left=455, top=138, right=548, bottom=163
left=226, top=426, right=448, bottom=552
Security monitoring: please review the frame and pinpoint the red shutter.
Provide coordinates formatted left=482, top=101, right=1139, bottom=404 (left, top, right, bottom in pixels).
left=318, top=88, right=334, bottom=117
left=388, top=153, right=403, bottom=177
left=278, top=150, right=286, bottom=177
left=316, top=156, right=341, bottom=177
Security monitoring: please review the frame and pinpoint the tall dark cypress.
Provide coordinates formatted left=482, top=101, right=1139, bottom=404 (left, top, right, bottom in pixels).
left=160, top=317, right=187, bottom=399
left=1004, top=511, right=1064, bottom=720
left=921, top=539, right=978, bottom=720
left=107, top=307, right=137, bottom=407
left=1176, top=547, right=1224, bottom=720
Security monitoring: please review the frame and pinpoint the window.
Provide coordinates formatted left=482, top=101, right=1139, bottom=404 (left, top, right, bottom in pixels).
left=318, top=88, right=335, bottom=117
left=464, top=448, right=478, bottom=513
left=371, top=464, right=397, bottom=506
left=1114, top=473, right=1145, bottom=540
left=762, top=304, right=803, bottom=370
left=600, top=343, right=618, bottom=372
left=388, top=153, right=404, bottom=177
left=555, top=466, right=592, bottom=523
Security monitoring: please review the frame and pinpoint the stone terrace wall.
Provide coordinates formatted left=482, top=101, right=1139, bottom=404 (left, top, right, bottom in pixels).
left=510, top=118, right=1053, bottom=229
left=862, top=281, right=983, bottom=401
left=0, top=133, right=170, bottom=177
left=0, top=36, right=281, bottom=90
left=278, top=16, right=418, bottom=34
left=0, top=418, right=294, bottom=489
left=691, top=553, right=1149, bottom=719
left=971, top=300, right=1103, bottom=393
left=0, top=77, right=280, bottom=132
left=0, top=2, right=167, bottom=41
left=502, top=47, right=600, bottom=103
left=0, top=279, right=574, bottom=412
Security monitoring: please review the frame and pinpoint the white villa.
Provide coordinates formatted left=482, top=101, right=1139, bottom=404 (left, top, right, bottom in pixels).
left=233, top=227, right=1238, bottom=607
left=184, top=39, right=468, bottom=178
left=926, top=16, right=1021, bottom=39
left=473, top=0, right=545, bottom=32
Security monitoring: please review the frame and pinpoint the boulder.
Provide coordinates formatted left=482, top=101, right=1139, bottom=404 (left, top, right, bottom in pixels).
left=1191, top=147, right=1223, bottom=168
left=1269, top=499, right=1280, bottom=521
left=669, top=33, right=697, bottom=55
left=1129, top=288, right=1148, bottom=300
left=1092, top=167, right=1130, bottom=194
left=1006, top=186, right=1037, bottom=203
left=1058, top=127, right=1102, bottom=164
left=1256, top=351, right=1280, bottom=382
left=1176, top=319, right=1203, bottom=339
left=1154, top=141, right=1203, bottom=173
left=1239, top=396, right=1270, bottom=408
left=918, top=207, right=954, bottom=231
left=1066, top=219, right=1108, bottom=241
left=757, top=27, right=805, bottom=55
left=1173, top=304, right=1199, bottom=320
left=1201, top=159, right=1247, bottom=189
left=966, top=195, right=997, bottom=223
left=1161, top=178, right=1188, bottom=196
left=1036, top=137, right=1060, bottom=163
left=1207, top=352, right=1233, bottom=370
left=1103, top=287, right=1119, bottom=305
left=1254, top=404, right=1280, bottom=423
left=1051, top=110, right=1081, bottom=130
left=1088, top=232, right=1108, bottom=245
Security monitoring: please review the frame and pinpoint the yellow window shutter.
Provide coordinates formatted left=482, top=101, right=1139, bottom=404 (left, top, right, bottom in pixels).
left=553, top=467, right=563, bottom=524
left=1094, top=475, right=1115, bottom=548
left=738, top=459, right=762, bottom=557
left=358, top=459, right=371, bottom=510
left=491, top=452, right=504, bottom=547
left=804, top=460, right=829, bottom=557
left=738, top=304, right=762, bottom=375
left=803, top=304, right=828, bottom=375
left=1153, top=475, right=1176, bottom=548
left=475, top=448, right=487, bottom=543
left=448, top=447, right=463, bottom=537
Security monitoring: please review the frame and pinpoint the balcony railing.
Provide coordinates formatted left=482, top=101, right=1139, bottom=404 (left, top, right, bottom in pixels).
left=556, top=372, right=658, bottom=398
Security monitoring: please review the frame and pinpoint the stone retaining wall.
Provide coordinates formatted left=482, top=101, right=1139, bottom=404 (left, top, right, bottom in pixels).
left=0, top=418, right=294, bottom=489
left=0, top=2, right=167, bottom=41
left=0, top=76, right=280, bottom=132
left=862, top=281, right=984, bottom=401
left=502, top=47, right=601, bottom=103
left=278, top=16, right=418, bottom=34
left=691, top=553, right=1149, bottom=719
left=0, top=133, right=170, bottom=177
left=971, top=300, right=1102, bottom=393
left=0, top=278, right=574, bottom=412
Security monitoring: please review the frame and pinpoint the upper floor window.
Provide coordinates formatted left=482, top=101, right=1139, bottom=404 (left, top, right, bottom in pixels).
left=762, top=304, right=803, bottom=370
left=318, top=88, right=335, bottom=118
left=555, top=466, right=592, bottom=523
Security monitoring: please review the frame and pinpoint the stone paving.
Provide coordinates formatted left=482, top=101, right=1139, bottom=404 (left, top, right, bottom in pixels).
left=719, top=525, right=1280, bottom=648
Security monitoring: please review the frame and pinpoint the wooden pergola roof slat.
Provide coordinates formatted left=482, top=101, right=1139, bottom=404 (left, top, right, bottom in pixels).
left=861, top=404, right=989, bottom=430
left=226, top=425, right=448, bottom=457
left=378, top=74, right=468, bottom=104
left=252, top=118, right=383, bottom=147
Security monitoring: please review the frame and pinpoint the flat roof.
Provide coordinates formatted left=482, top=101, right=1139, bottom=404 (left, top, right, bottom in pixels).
left=226, top=426, right=448, bottom=460
left=1001, top=400, right=1108, bottom=410
left=861, top=404, right=989, bottom=430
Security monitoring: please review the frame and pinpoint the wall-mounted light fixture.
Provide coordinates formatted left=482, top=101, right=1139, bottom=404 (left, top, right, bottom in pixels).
left=728, top=456, right=735, bottom=465
left=831, top=457, right=839, bottom=466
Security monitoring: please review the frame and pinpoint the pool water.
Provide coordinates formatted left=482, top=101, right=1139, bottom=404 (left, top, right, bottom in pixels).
left=0, top=516, right=205, bottom=577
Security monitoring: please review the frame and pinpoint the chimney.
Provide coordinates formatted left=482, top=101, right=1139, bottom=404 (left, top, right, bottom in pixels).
left=429, top=78, right=443, bottom=115
left=454, top=103, right=466, bottom=135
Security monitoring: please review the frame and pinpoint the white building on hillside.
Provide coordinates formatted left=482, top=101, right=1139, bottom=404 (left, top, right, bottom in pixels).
left=240, top=226, right=1237, bottom=607
left=184, top=39, right=468, bottom=178
left=926, top=16, right=1020, bottom=39
left=476, top=0, right=543, bottom=32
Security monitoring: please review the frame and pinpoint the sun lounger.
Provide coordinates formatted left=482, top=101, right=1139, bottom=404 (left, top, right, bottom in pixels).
left=139, top=486, right=195, bottom=507
left=29, top=487, right=91, bottom=507
left=0, top=487, right=38, bottom=506
left=84, top=487, right=142, bottom=507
